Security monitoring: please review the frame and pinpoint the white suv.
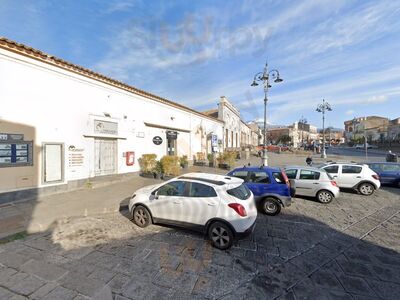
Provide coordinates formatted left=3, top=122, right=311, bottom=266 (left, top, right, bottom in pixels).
left=320, top=163, right=380, bottom=195
left=128, top=173, right=257, bottom=250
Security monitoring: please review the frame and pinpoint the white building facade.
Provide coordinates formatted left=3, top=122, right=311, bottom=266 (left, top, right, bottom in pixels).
left=0, top=38, right=223, bottom=198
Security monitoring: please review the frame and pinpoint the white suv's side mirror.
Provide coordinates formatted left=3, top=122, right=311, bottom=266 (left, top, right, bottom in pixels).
left=154, top=190, right=159, bottom=199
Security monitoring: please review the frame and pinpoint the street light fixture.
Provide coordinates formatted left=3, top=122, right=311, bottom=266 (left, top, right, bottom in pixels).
left=316, top=99, right=332, bottom=158
left=299, top=115, right=307, bottom=146
left=251, top=61, right=283, bottom=166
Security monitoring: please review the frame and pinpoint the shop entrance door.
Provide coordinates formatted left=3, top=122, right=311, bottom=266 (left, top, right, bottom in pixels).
left=94, top=138, right=117, bottom=176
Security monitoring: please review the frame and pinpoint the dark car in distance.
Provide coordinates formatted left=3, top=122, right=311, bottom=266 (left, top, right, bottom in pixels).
left=227, top=166, right=293, bottom=216
left=366, top=162, right=400, bottom=187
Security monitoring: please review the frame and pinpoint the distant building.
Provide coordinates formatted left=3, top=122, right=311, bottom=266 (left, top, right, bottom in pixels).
left=344, top=116, right=390, bottom=142
left=203, top=96, right=254, bottom=150
left=388, top=117, right=400, bottom=142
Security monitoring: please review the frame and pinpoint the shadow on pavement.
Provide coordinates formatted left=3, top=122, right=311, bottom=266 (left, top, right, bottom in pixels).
left=0, top=188, right=399, bottom=299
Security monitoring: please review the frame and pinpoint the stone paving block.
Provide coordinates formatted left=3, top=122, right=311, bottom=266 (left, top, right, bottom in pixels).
left=176, top=256, right=207, bottom=273
left=337, top=260, right=377, bottom=279
left=29, top=282, right=58, bottom=300
left=276, top=289, right=296, bottom=300
left=191, top=275, right=212, bottom=296
left=233, top=257, right=258, bottom=273
left=0, top=267, right=18, bottom=284
left=0, top=286, right=15, bottom=300
left=42, top=286, right=78, bottom=300
left=122, top=278, right=168, bottom=299
left=289, top=255, right=319, bottom=275
left=293, top=278, right=354, bottom=300
left=0, top=252, right=31, bottom=269
left=108, top=273, right=130, bottom=294
left=211, top=252, right=234, bottom=267
left=81, top=251, right=124, bottom=270
left=23, top=237, right=58, bottom=252
left=1, top=272, right=29, bottom=289
left=9, top=295, right=28, bottom=300
left=15, top=245, right=45, bottom=261
left=369, top=264, right=400, bottom=283
left=309, top=269, right=344, bottom=291
left=143, top=248, right=181, bottom=270
left=9, top=274, right=45, bottom=296
left=72, top=295, right=90, bottom=300
left=303, top=244, right=332, bottom=267
left=59, top=272, right=105, bottom=297
left=337, top=274, right=378, bottom=297
left=88, top=266, right=116, bottom=283
left=366, top=278, right=400, bottom=300
left=114, top=295, right=131, bottom=300
left=62, top=261, right=97, bottom=276
left=20, top=259, right=68, bottom=281
left=118, top=260, right=160, bottom=279
left=152, top=268, right=181, bottom=288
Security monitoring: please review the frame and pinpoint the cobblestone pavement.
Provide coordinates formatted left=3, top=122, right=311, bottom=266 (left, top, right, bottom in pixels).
left=0, top=185, right=399, bottom=299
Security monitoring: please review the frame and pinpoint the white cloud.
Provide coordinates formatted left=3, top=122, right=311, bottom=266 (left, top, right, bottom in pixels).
left=346, top=110, right=355, bottom=115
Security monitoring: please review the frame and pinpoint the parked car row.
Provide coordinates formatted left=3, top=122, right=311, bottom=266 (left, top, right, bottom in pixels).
left=128, top=161, right=397, bottom=250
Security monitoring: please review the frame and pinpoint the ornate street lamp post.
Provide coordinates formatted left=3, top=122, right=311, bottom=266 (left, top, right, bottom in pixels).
left=251, top=62, right=283, bottom=166
left=316, top=99, right=332, bottom=158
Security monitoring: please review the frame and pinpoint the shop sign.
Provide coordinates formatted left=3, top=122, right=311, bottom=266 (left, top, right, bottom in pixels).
left=94, top=120, right=118, bottom=135
left=211, top=134, right=218, bottom=147
left=0, top=133, right=24, bottom=141
left=166, top=131, right=178, bottom=140
left=153, top=136, right=163, bottom=145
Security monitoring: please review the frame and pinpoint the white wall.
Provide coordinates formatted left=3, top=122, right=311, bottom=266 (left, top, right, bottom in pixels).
left=0, top=48, right=223, bottom=192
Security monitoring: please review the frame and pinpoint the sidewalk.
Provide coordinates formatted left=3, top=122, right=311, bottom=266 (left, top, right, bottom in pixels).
left=0, top=152, right=355, bottom=240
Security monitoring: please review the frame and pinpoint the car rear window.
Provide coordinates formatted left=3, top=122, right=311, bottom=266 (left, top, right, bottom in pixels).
left=227, top=184, right=251, bottom=200
left=272, top=172, right=286, bottom=184
left=248, top=171, right=270, bottom=184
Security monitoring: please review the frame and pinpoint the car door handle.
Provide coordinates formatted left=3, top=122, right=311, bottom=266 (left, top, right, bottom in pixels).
left=356, top=176, right=362, bottom=178
left=173, top=200, right=181, bottom=204
left=207, top=202, right=217, bottom=206
left=313, top=183, right=319, bottom=185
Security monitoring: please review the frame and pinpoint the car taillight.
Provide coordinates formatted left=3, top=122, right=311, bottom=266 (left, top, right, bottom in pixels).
left=228, top=203, right=247, bottom=217
left=372, top=175, right=379, bottom=180
left=331, top=181, right=338, bottom=187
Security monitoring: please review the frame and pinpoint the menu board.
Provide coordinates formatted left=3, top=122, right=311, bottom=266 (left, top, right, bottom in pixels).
left=0, top=142, right=32, bottom=167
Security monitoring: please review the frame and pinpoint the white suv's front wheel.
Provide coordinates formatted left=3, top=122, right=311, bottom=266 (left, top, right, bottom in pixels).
left=133, top=205, right=152, bottom=227
left=358, top=182, right=375, bottom=196
left=208, top=222, right=234, bottom=250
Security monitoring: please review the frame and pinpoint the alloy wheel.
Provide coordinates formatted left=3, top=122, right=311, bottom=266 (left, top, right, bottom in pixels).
left=360, top=183, right=374, bottom=195
left=211, top=226, right=230, bottom=248
left=134, top=208, right=148, bottom=226
left=318, top=191, right=332, bottom=203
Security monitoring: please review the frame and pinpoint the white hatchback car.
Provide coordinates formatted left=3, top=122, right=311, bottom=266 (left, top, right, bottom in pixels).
left=320, top=163, right=381, bottom=195
left=284, top=166, right=340, bottom=203
left=129, top=173, right=257, bottom=250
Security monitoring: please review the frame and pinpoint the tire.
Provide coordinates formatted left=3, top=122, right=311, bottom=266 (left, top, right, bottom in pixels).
left=316, top=190, right=333, bottom=204
left=358, top=182, right=375, bottom=196
left=133, top=205, right=152, bottom=228
left=262, top=197, right=281, bottom=216
left=208, top=221, right=234, bottom=250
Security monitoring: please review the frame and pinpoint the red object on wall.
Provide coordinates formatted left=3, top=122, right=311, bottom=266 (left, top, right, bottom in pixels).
left=126, top=151, right=135, bottom=166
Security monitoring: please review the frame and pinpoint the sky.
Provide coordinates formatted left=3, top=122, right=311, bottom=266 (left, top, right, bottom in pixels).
left=1, top=0, right=400, bottom=128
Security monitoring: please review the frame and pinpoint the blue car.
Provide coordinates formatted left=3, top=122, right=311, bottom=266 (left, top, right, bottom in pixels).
left=227, top=166, right=293, bottom=216
left=366, top=162, right=400, bottom=187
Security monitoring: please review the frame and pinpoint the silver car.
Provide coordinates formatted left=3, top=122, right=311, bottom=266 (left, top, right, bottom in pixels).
left=284, top=166, right=340, bottom=203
